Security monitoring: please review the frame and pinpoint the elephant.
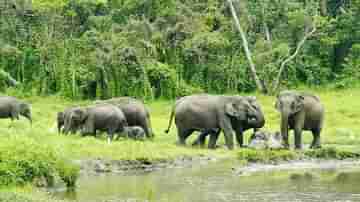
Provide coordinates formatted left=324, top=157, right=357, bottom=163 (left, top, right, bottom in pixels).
left=94, top=97, right=154, bottom=138
left=191, top=96, right=265, bottom=148
left=64, top=104, right=128, bottom=143
left=123, top=126, right=146, bottom=140
left=0, top=96, right=32, bottom=124
left=164, top=94, right=263, bottom=150
left=57, top=106, right=81, bottom=134
left=275, top=90, right=324, bottom=149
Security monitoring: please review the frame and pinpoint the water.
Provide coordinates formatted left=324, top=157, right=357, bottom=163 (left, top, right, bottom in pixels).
left=52, top=160, right=360, bottom=202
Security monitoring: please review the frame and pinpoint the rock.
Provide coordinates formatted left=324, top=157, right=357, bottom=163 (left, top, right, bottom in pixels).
left=248, top=130, right=283, bottom=150
left=267, top=132, right=283, bottom=149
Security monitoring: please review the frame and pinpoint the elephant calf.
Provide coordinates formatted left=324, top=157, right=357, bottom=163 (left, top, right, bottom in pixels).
left=123, top=126, right=146, bottom=140
left=275, top=90, right=324, bottom=149
left=0, top=96, right=32, bottom=124
left=94, top=97, right=154, bottom=138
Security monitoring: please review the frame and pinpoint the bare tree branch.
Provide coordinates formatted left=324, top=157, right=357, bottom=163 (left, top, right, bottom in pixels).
left=227, top=0, right=268, bottom=94
left=271, top=23, right=317, bottom=93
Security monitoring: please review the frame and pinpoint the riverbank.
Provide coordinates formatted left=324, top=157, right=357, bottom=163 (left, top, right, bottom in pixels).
left=1, top=89, right=360, bottom=200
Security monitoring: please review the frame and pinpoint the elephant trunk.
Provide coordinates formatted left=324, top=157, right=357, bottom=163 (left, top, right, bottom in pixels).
left=57, top=122, right=62, bottom=133
left=24, top=113, right=32, bottom=125
left=247, top=109, right=265, bottom=129
left=280, top=113, right=290, bottom=148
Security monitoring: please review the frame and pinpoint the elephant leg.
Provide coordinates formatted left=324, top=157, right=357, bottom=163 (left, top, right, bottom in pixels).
left=294, top=127, right=303, bottom=150
left=177, top=128, right=194, bottom=145
left=107, top=127, right=117, bottom=144
left=192, top=131, right=208, bottom=147
left=208, top=130, right=220, bottom=149
left=310, top=128, right=322, bottom=149
left=235, top=131, right=245, bottom=147
left=220, top=117, right=235, bottom=150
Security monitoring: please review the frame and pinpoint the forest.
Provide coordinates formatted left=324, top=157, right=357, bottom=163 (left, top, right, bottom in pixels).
left=0, top=0, right=359, bottom=99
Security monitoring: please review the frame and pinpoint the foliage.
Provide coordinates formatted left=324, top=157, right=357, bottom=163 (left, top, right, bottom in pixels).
left=0, top=0, right=358, bottom=98
left=0, top=135, right=79, bottom=187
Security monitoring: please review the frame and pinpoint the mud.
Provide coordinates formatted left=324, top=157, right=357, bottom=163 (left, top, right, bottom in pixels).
left=73, top=155, right=218, bottom=175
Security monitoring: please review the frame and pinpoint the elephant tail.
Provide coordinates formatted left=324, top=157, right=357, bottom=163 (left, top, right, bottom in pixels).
left=164, top=104, right=176, bottom=134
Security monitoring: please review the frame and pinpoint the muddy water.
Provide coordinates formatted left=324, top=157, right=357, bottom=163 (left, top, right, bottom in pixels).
left=52, top=160, right=360, bottom=202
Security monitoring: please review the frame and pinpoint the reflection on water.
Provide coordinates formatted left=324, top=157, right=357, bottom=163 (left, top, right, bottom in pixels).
left=52, top=160, right=360, bottom=202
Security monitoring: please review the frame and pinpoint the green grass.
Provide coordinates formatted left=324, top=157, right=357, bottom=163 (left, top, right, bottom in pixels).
left=0, top=186, right=68, bottom=202
left=2, top=89, right=360, bottom=198
left=2, top=89, right=360, bottom=161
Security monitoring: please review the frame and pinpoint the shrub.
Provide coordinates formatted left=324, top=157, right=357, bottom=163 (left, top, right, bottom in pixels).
left=0, top=136, right=79, bottom=188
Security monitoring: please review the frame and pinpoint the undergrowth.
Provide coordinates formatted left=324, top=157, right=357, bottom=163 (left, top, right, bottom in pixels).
left=0, top=135, right=79, bottom=188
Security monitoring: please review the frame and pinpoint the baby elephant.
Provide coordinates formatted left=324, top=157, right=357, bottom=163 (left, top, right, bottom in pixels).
left=123, top=126, right=146, bottom=140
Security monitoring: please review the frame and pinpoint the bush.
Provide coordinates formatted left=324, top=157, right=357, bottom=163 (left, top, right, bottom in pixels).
left=175, top=82, right=204, bottom=97
left=146, top=62, right=177, bottom=99
left=0, top=136, right=79, bottom=188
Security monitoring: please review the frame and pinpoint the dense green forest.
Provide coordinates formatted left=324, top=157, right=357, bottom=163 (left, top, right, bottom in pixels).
left=0, top=0, right=359, bottom=99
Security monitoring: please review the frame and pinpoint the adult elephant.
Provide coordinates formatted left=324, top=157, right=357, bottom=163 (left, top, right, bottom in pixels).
left=191, top=96, right=265, bottom=148
left=94, top=97, right=153, bottom=138
left=164, top=94, right=261, bottom=150
left=64, top=104, right=127, bottom=143
left=275, top=90, right=324, bottom=149
left=0, top=96, right=32, bottom=124
left=57, top=106, right=81, bottom=134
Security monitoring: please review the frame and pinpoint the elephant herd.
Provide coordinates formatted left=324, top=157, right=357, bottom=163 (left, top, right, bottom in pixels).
left=0, top=90, right=324, bottom=150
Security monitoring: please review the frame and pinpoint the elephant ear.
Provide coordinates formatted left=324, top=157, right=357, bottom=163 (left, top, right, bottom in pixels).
left=274, top=100, right=280, bottom=111
left=294, top=95, right=305, bottom=113
left=225, top=102, right=246, bottom=121
left=79, top=108, right=89, bottom=122
left=247, top=96, right=256, bottom=103
left=225, top=103, right=238, bottom=117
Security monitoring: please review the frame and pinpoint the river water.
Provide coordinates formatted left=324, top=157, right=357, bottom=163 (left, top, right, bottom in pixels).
left=52, top=160, right=360, bottom=202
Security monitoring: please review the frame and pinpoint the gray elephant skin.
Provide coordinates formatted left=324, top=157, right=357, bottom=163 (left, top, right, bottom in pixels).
left=123, top=126, right=146, bottom=140
left=275, top=90, right=324, bottom=149
left=165, top=94, right=264, bottom=150
left=192, top=96, right=265, bottom=148
left=0, top=96, right=32, bottom=124
left=64, top=104, right=128, bottom=143
left=57, top=106, right=82, bottom=134
left=94, top=97, right=153, bottom=138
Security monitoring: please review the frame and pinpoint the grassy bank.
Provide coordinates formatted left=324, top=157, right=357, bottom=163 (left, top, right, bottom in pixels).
left=2, top=89, right=360, bottom=161
left=1, top=89, right=360, bottom=197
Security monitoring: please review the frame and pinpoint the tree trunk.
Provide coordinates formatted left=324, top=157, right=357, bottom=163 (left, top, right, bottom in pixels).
left=320, top=0, right=327, bottom=16
left=227, top=0, right=268, bottom=94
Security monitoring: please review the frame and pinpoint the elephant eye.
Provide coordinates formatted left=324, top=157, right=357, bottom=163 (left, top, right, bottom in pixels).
left=291, top=102, right=295, bottom=109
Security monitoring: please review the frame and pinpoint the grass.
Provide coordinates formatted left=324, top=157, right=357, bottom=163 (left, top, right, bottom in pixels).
left=2, top=89, right=360, bottom=199
left=0, top=186, right=68, bottom=202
